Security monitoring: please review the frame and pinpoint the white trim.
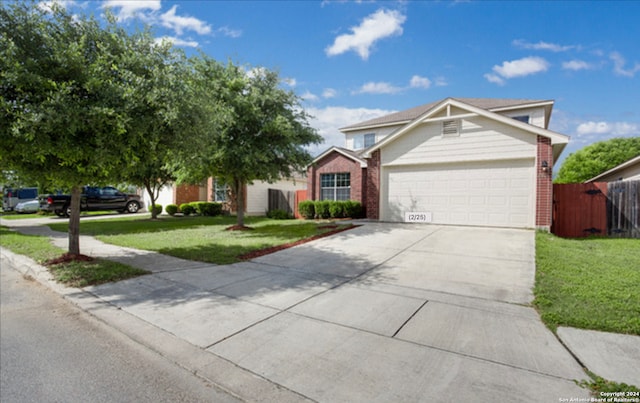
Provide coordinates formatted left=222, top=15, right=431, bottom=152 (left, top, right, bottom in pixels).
left=309, top=146, right=367, bottom=168
left=586, top=155, right=640, bottom=183
left=340, top=120, right=411, bottom=133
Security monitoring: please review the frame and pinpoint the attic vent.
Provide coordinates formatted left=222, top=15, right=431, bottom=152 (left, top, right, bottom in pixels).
left=442, top=120, right=460, bottom=137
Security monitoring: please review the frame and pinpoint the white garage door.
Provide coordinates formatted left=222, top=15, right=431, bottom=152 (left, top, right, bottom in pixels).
left=382, top=159, right=535, bottom=228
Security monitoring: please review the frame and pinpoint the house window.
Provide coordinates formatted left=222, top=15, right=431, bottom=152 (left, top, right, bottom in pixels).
left=320, top=173, right=350, bottom=201
left=512, top=115, right=530, bottom=124
left=442, top=120, right=460, bottom=137
left=354, top=133, right=376, bottom=149
left=213, top=179, right=228, bottom=202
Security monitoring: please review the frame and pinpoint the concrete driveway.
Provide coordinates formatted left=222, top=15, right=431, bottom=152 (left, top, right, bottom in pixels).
left=82, top=222, right=588, bottom=402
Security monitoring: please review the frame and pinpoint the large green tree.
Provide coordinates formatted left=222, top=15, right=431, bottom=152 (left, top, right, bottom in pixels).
left=0, top=2, right=184, bottom=253
left=555, top=137, right=640, bottom=183
left=180, top=57, right=321, bottom=227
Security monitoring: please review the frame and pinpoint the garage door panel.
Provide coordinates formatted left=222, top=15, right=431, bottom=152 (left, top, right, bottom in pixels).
left=383, top=159, right=535, bottom=228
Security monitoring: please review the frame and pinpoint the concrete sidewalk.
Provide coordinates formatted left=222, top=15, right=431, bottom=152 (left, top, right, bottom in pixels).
left=1, top=217, right=638, bottom=401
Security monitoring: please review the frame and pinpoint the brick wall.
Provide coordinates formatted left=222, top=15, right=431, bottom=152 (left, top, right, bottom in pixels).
left=536, top=136, right=553, bottom=229
left=307, top=152, right=365, bottom=205
left=365, top=150, right=380, bottom=220
left=175, top=184, right=201, bottom=206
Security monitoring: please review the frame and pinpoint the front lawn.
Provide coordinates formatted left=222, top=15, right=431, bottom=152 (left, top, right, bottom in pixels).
left=534, top=232, right=640, bottom=335
left=47, top=215, right=353, bottom=265
left=0, top=226, right=149, bottom=287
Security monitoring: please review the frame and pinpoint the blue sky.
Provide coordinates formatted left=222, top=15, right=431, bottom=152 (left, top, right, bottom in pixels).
left=51, top=0, right=639, bottom=167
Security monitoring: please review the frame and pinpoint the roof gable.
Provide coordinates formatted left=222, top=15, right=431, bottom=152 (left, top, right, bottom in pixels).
left=361, top=98, right=569, bottom=162
left=341, top=97, right=554, bottom=132
left=309, top=146, right=367, bottom=168
left=586, top=155, right=640, bottom=182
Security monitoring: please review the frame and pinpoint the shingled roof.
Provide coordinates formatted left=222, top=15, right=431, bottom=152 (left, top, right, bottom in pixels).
left=340, top=97, right=553, bottom=131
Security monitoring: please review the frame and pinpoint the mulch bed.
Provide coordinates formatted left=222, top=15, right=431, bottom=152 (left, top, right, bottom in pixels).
left=237, top=224, right=359, bottom=260
left=44, top=253, right=94, bottom=266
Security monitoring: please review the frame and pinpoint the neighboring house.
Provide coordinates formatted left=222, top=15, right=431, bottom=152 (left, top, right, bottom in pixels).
left=144, top=175, right=306, bottom=215
left=308, top=97, right=570, bottom=230
left=585, top=155, right=640, bottom=183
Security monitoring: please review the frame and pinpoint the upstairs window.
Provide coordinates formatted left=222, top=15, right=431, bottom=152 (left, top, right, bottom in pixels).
left=512, top=115, right=530, bottom=124
left=320, top=173, right=350, bottom=201
left=354, top=133, right=376, bottom=149
left=442, top=120, right=460, bottom=137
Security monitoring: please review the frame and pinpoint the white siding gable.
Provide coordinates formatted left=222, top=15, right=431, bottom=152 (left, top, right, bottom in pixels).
left=381, top=116, right=537, bottom=167
left=345, top=125, right=401, bottom=150
left=498, top=106, right=546, bottom=128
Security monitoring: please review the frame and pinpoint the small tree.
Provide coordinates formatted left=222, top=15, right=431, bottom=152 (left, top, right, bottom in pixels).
left=178, top=58, right=322, bottom=228
left=555, top=137, right=640, bottom=183
left=0, top=3, right=187, bottom=254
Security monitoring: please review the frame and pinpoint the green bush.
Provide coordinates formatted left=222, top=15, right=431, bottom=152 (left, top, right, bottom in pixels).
left=314, top=200, right=331, bottom=219
left=344, top=200, right=363, bottom=218
left=298, top=200, right=315, bottom=219
left=179, top=203, right=196, bottom=216
left=329, top=201, right=346, bottom=218
left=267, top=209, right=291, bottom=220
left=149, top=204, right=162, bottom=216
left=165, top=204, right=179, bottom=216
left=199, top=202, right=222, bottom=216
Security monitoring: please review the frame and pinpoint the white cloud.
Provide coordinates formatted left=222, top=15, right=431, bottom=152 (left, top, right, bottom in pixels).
left=483, top=73, right=505, bottom=86
left=283, top=78, right=297, bottom=87
left=354, top=81, right=403, bottom=94
left=216, top=26, right=242, bottom=38
left=562, top=60, right=593, bottom=71
left=101, top=0, right=161, bottom=20
left=322, top=88, right=338, bottom=99
left=325, top=9, right=406, bottom=60
left=434, top=76, right=448, bottom=87
left=301, top=91, right=319, bottom=102
left=485, top=56, right=549, bottom=84
left=512, top=39, right=574, bottom=52
left=155, top=36, right=198, bottom=48
left=306, top=106, right=396, bottom=155
left=409, top=75, right=432, bottom=89
left=610, top=52, right=640, bottom=77
left=160, top=5, right=211, bottom=35
left=576, top=121, right=639, bottom=136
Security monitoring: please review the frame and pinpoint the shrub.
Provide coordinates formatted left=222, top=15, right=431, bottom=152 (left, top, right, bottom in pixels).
left=149, top=204, right=162, bottom=216
left=165, top=204, right=179, bottom=216
left=267, top=209, right=291, bottom=220
left=344, top=200, right=363, bottom=218
left=179, top=203, right=196, bottom=216
left=298, top=200, right=315, bottom=219
left=329, top=201, right=346, bottom=218
left=314, top=200, right=331, bottom=219
left=199, top=202, right=222, bottom=216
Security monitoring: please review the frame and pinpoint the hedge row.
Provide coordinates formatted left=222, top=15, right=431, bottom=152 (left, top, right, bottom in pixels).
left=298, top=200, right=363, bottom=219
left=164, top=202, right=223, bottom=216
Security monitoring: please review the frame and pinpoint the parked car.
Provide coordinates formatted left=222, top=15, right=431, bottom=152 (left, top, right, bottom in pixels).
left=40, top=186, right=144, bottom=217
left=14, top=199, right=41, bottom=214
left=2, top=187, right=39, bottom=211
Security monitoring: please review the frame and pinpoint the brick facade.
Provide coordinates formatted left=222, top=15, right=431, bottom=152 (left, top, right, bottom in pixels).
left=175, top=184, right=201, bottom=207
left=536, top=135, right=553, bottom=229
left=365, top=150, right=380, bottom=220
left=307, top=152, right=366, bottom=206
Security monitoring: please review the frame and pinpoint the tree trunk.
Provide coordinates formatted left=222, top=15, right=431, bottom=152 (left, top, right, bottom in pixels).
left=68, top=185, right=81, bottom=255
left=145, top=182, right=158, bottom=219
left=235, top=178, right=245, bottom=227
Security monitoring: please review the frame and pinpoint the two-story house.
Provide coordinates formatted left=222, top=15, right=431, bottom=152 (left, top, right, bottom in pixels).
left=307, top=97, right=570, bottom=230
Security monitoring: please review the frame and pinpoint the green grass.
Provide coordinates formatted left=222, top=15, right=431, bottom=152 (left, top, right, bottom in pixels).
left=534, top=232, right=640, bottom=335
left=48, top=215, right=352, bottom=265
left=0, top=226, right=149, bottom=287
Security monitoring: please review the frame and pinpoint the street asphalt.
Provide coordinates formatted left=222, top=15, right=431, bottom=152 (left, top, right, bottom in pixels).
left=1, top=216, right=638, bottom=402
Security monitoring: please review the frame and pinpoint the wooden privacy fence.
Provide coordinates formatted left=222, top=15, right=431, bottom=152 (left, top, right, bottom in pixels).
left=552, top=180, right=639, bottom=238
left=268, top=189, right=296, bottom=215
